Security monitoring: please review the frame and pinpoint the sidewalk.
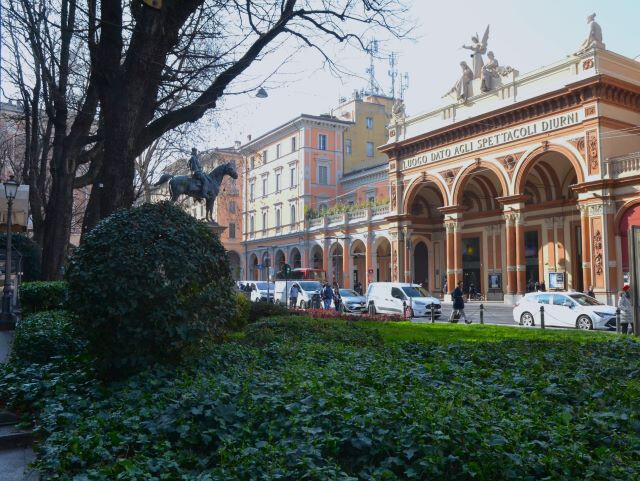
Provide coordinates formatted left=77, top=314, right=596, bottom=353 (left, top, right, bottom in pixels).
left=0, top=330, right=39, bottom=481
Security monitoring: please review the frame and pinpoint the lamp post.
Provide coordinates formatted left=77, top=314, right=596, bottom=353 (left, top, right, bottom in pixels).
left=0, top=176, right=19, bottom=328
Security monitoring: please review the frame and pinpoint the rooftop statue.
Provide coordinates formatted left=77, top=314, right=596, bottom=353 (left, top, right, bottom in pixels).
left=154, top=149, right=238, bottom=223
left=575, top=13, right=605, bottom=55
left=481, top=51, right=514, bottom=92
left=462, top=25, right=490, bottom=79
left=444, top=61, right=474, bottom=102
left=391, top=98, right=406, bottom=124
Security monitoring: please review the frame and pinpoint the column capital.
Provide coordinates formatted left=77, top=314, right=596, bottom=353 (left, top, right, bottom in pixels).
left=445, top=220, right=462, bottom=233
left=503, top=211, right=524, bottom=225
left=543, top=218, right=555, bottom=229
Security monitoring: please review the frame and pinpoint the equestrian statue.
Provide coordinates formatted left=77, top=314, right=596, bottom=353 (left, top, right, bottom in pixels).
left=154, top=148, right=238, bottom=223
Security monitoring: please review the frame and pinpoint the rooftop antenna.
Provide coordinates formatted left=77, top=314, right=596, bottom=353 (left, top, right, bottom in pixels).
left=399, top=72, right=410, bottom=100
left=365, top=39, right=379, bottom=95
left=388, top=52, right=398, bottom=99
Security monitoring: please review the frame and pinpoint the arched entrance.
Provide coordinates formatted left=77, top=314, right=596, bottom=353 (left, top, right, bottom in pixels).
left=329, top=243, right=344, bottom=286
left=311, top=244, right=323, bottom=270
left=249, top=253, right=259, bottom=280
left=375, top=237, right=391, bottom=282
left=517, top=150, right=581, bottom=291
left=261, top=252, right=271, bottom=281
left=619, top=203, right=640, bottom=279
left=290, top=247, right=302, bottom=268
left=413, top=242, right=428, bottom=288
left=274, top=249, right=286, bottom=271
left=351, top=240, right=366, bottom=289
left=227, top=251, right=241, bottom=280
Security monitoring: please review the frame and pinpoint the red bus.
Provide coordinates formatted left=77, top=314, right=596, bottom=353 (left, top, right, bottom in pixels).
left=275, top=268, right=326, bottom=282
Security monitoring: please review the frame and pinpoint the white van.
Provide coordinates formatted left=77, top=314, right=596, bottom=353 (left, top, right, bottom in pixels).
left=274, top=280, right=323, bottom=308
left=241, top=281, right=275, bottom=303
left=366, top=282, right=441, bottom=318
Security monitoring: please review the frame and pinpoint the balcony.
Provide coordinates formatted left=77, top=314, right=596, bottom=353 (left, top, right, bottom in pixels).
left=305, top=201, right=390, bottom=231
left=603, top=153, right=640, bottom=179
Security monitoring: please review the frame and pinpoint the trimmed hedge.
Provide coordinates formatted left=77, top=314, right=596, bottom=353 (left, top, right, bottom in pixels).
left=20, top=281, right=67, bottom=314
left=248, top=301, right=290, bottom=323
left=66, top=202, right=235, bottom=377
left=10, top=310, right=85, bottom=364
left=228, top=292, right=251, bottom=332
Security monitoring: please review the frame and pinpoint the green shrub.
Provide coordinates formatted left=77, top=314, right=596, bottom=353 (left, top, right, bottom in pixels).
left=20, top=281, right=67, bottom=314
left=10, top=310, right=85, bottom=364
left=0, top=233, right=42, bottom=281
left=228, top=292, right=251, bottom=332
left=248, top=301, right=290, bottom=323
left=65, top=201, right=235, bottom=377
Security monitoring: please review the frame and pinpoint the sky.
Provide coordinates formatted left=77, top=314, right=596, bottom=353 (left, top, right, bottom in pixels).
left=206, top=0, right=640, bottom=149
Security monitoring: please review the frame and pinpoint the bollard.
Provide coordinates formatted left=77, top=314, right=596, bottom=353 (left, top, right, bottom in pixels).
left=403, top=301, right=407, bottom=320
left=480, top=303, right=484, bottom=324
left=430, top=304, right=435, bottom=324
left=616, top=308, right=621, bottom=334
left=540, top=305, right=545, bottom=329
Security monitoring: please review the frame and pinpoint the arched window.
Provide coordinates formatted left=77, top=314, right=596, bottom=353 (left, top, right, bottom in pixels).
left=290, top=205, right=296, bottom=225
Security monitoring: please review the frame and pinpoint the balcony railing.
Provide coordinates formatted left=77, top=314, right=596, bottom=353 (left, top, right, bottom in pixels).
left=604, top=153, right=640, bottom=178
left=371, top=204, right=390, bottom=217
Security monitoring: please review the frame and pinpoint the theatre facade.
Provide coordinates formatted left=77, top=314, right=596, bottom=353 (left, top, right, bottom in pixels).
left=379, top=47, right=640, bottom=304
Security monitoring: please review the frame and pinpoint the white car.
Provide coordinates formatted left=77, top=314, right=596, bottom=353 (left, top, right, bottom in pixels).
left=366, top=282, right=441, bottom=318
left=274, top=280, right=323, bottom=308
left=513, top=292, right=617, bottom=330
left=242, top=281, right=275, bottom=302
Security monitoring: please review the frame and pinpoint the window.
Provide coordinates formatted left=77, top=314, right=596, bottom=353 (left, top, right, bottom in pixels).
left=250, top=183, right=255, bottom=201
left=276, top=144, right=281, bottom=158
left=537, top=293, right=551, bottom=305
left=366, top=141, right=374, bottom=157
left=318, top=165, right=329, bottom=185
left=276, top=173, right=281, bottom=192
left=318, top=134, right=327, bottom=151
left=290, top=205, right=296, bottom=225
left=391, top=287, right=405, bottom=300
left=291, top=136, right=296, bottom=152
left=262, top=177, right=267, bottom=196
left=345, top=139, right=352, bottom=155
left=290, top=167, right=296, bottom=187
left=276, top=209, right=281, bottom=228
left=318, top=203, right=327, bottom=212
left=262, top=212, right=267, bottom=231
left=229, top=200, right=236, bottom=214
left=368, top=195, right=375, bottom=204
left=366, top=117, right=373, bottom=129
left=262, top=149, right=268, bottom=162
left=250, top=157, right=255, bottom=169
left=229, top=223, right=236, bottom=239
left=250, top=215, right=255, bottom=234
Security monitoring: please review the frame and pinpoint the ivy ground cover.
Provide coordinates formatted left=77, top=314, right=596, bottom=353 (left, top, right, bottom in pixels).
left=2, top=317, right=640, bottom=480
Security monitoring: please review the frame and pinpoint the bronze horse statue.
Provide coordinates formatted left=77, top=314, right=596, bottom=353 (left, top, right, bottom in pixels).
left=154, top=162, right=238, bottom=222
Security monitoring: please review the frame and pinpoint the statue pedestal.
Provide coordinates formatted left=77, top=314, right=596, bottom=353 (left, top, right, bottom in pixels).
left=206, top=222, right=227, bottom=236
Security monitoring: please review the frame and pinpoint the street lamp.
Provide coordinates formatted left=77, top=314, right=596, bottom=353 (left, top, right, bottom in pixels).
left=0, top=175, right=19, bottom=328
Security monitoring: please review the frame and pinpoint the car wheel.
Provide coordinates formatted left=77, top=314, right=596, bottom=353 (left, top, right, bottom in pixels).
left=368, top=302, right=377, bottom=315
left=520, top=312, right=534, bottom=327
left=577, top=315, right=593, bottom=330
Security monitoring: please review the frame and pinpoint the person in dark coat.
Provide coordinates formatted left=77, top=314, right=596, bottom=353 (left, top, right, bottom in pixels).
left=322, top=283, right=334, bottom=309
left=586, top=285, right=595, bottom=298
left=449, top=281, right=468, bottom=323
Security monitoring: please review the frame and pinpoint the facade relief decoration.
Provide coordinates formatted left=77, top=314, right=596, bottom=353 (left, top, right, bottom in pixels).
left=587, top=130, right=600, bottom=175
left=582, top=59, right=594, bottom=70
left=568, top=136, right=586, bottom=159
left=440, top=167, right=462, bottom=187
left=593, top=229, right=603, bottom=276
left=390, top=182, right=397, bottom=210
left=584, top=105, right=596, bottom=116
left=496, top=151, right=525, bottom=179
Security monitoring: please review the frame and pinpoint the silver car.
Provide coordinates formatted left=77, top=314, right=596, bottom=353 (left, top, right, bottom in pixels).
left=339, top=289, right=367, bottom=313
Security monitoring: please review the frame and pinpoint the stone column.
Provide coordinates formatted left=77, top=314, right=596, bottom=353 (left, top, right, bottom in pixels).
left=445, top=222, right=455, bottom=293
left=544, top=218, right=555, bottom=282
left=580, top=205, right=592, bottom=289
left=504, top=214, right=516, bottom=296
left=322, top=238, right=330, bottom=276
left=515, top=213, right=526, bottom=295
left=365, top=232, right=374, bottom=289
left=404, top=228, right=413, bottom=283
left=453, top=222, right=463, bottom=286
left=342, top=237, right=351, bottom=288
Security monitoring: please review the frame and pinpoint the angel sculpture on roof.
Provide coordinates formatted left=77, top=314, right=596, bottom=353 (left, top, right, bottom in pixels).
left=462, top=25, right=490, bottom=79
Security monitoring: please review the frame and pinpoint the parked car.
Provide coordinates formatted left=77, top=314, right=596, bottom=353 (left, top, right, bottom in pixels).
left=274, top=280, right=323, bottom=308
left=241, top=281, right=275, bottom=302
left=366, top=282, right=441, bottom=318
left=513, top=292, right=617, bottom=330
left=338, top=289, right=367, bottom=313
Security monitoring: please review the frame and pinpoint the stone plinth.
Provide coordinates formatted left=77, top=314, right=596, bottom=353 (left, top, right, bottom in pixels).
left=206, top=222, right=227, bottom=236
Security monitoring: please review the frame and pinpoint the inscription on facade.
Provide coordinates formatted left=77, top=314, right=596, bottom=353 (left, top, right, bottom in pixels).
left=400, top=110, right=583, bottom=171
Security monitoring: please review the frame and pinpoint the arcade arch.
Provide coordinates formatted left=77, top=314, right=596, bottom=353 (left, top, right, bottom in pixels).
left=374, top=237, right=391, bottom=282
left=274, top=249, right=286, bottom=271
left=249, top=253, right=259, bottom=280
left=453, top=162, right=507, bottom=212
left=350, top=239, right=366, bottom=288
left=310, top=244, right=324, bottom=270
left=289, top=247, right=302, bottom=268
left=329, top=243, right=344, bottom=286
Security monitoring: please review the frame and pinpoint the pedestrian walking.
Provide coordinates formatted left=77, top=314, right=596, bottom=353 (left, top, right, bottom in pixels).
left=619, top=285, right=633, bottom=334
left=322, top=283, right=334, bottom=310
left=449, top=281, right=469, bottom=324
left=333, top=285, right=342, bottom=312
left=289, top=283, right=299, bottom=308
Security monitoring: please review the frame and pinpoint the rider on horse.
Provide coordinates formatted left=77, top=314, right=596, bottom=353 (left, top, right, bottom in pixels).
left=188, top=148, right=210, bottom=200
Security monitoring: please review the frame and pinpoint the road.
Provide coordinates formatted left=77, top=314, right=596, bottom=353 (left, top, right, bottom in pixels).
left=410, top=302, right=516, bottom=326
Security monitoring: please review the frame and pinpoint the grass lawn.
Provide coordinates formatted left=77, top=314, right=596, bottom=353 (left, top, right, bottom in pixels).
left=357, top=320, right=618, bottom=344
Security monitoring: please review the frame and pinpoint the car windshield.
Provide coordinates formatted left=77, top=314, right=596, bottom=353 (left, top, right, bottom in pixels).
left=415, top=286, right=431, bottom=297
left=299, top=281, right=322, bottom=291
left=569, top=293, right=603, bottom=306
left=256, top=282, right=274, bottom=290
left=340, top=289, right=359, bottom=297
left=401, top=286, right=423, bottom=297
